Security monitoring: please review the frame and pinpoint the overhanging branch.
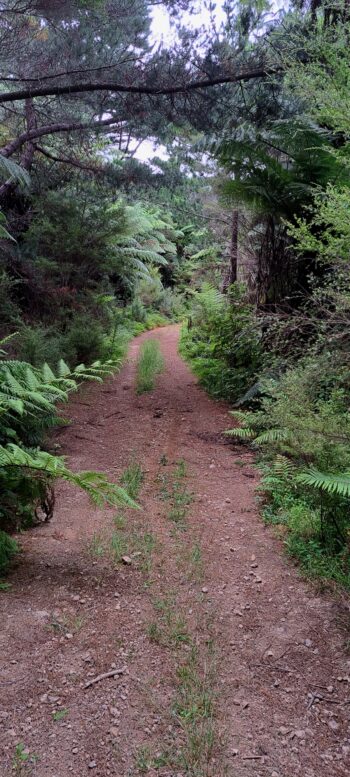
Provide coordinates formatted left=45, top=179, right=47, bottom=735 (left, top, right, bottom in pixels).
left=0, top=116, right=123, bottom=157
left=0, top=65, right=281, bottom=105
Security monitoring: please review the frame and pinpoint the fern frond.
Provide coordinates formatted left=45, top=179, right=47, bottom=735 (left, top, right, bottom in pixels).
left=273, top=454, right=296, bottom=476
left=0, top=444, right=138, bottom=509
left=0, top=155, right=30, bottom=187
left=25, top=367, right=40, bottom=391
left=255, top=428, right=292, bottom=444
left=225, top=427, right=255, bottom=439
left=297, top=469, right=350, bottom=497
left=42, top=363, right=57, bottom=383
left=58, top=359, right=71, bottom=377
left=229, top=410, right=249, bottom=422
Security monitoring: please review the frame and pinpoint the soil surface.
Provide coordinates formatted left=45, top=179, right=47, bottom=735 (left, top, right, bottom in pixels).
left=1, top=324, right=350, bottom=777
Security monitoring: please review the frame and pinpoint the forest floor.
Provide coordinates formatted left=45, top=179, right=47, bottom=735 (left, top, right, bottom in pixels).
left=1, top=325, right=350, bottom=777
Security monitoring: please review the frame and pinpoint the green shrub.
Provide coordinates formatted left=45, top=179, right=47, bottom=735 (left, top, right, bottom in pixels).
left=129, top=297, right=148, bottom=323
left=227, top=360, right=350, bottom=587
left=62, top=315, right=105, bottom=365
left=180, top=283, right=262, bottom=402
left=136, top=269, right=185, bottom=321
left=0, top=531, right=18, bottom=575
left=17, top=325, right=63, bottom=368
left=0, top=270, right=21, bottom=328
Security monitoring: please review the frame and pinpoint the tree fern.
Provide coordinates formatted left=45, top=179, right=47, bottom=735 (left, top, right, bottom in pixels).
left=214, top=117, right=347, bottom=220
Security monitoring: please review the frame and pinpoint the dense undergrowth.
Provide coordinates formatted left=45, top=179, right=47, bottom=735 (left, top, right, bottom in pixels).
left=180, top=11, right=350, bottom=592
left=182, top=280, right=350, bottom=589
left=179, top=284, right=262, bottom=403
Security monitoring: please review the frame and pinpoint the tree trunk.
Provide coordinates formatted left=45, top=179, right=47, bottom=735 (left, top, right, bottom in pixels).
left=222, top=210, right=239, bottom=293
left=229, top=209, right=239, bottom=285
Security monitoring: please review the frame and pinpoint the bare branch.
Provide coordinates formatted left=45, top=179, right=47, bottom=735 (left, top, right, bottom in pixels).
left=35, top=144, right=104, bottom=173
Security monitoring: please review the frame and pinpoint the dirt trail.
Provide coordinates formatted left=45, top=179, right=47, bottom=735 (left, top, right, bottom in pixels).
left=1, top=325, right=350, bottom=777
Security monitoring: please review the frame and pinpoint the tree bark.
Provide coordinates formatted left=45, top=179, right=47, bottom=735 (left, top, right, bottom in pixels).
left=0, top=97, right=37, bottom=199
left=229, top=210, right=239, bottom=285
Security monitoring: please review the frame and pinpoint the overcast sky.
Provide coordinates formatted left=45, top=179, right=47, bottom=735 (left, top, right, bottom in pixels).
left=150, top=1, right=226, bottom=46
left=135, top=1, right=287, bottom=162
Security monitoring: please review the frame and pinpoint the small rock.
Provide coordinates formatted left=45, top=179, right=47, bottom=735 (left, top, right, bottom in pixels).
left=327, top=686, right=334, bottom=693
left=294, top=730, right=306, bottom=739
left=121, top=556, right=132, bottom=566
left=65, top=633, right=73, bottom=640
left=304, top=639, right=312, bottom=648
left=225, top=498, right=231, bottom=503
left=72, top=748, right=78, bottom=754
left=88, top=761, right=97, bottom=769
left=234, top=609, right=243, bottom=617
left=202, top=587, right=208, bottom=594
left=328, top=719, right=340, bottom=732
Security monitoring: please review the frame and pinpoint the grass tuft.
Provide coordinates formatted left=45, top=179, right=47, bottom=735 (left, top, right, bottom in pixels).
left=136, top=339, right=164, bottom=394
left=120, top=461, right=144, bottom=500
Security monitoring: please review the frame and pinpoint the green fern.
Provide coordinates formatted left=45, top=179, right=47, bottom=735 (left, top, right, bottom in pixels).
left=0, top=344, right=130, bottom=545
left=0, top=155, right=30, bottom=187
left=255, top=428, right=292, bottom=445
left=297, top=469, right=350, bottom=497
left=0, top=444, right=137, bottom=509
left=273, top=455, right=296, bottom=477
left=225, top=427, right=255, bottom=439
left=228, top=410, right=248, bottom=423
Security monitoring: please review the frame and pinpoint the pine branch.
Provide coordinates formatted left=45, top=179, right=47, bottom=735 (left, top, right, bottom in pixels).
left=0, top=116, right=123, bottom=158
left=0, top=65, right=281, bottom=106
